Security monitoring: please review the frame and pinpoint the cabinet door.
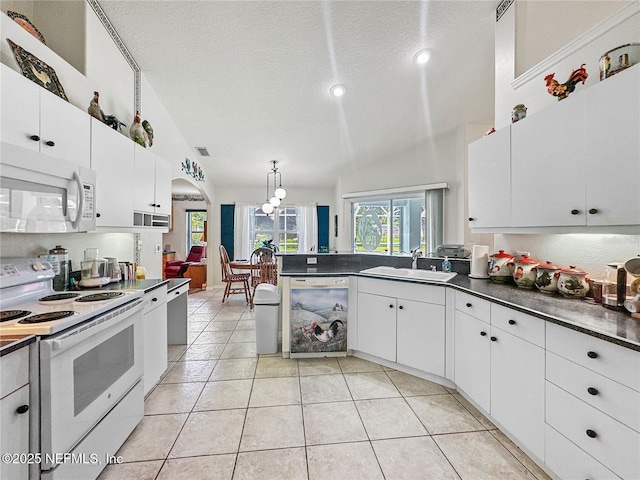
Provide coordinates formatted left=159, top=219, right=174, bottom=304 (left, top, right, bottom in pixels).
left=142, top=304, right=168, bottom=396
left=490, top=327, right=545, bottom=460
left=154, top=156, right=172, bottom=216
left=397, top=300, right=445, bottom=376
left=585, top=65, right=640, bottom=226
left=511, top=96, right=586, bottom=227
left=467, top=126, right=511, bottom=228
left=40, top=89, right=91, bottom=168
left=91, top=119, right=135, bottom=227
left=0, top=64, right=40, bottom=151
left=0, top=385, right=30, bottom=480
left=357, top=292, right=396, bottom=362
left=133, top=144, right=157, bottom=214
left=454, top=310, right=490, bottom=412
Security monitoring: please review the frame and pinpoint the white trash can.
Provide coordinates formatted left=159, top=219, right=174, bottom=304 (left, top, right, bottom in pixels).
left=253, top=283, right=280, bottom=354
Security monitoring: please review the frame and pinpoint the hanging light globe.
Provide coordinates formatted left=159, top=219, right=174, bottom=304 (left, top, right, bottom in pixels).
left=274, top=187, right=287, bottom=199
left=269, top=196, right=281, bottom=207
left=262, top=202, right=274, bottom=214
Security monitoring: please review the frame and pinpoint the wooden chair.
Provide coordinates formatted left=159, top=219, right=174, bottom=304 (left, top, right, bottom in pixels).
left=219, top=245, right=250, bottom=303
left=249, top=247, right=278, bottom=308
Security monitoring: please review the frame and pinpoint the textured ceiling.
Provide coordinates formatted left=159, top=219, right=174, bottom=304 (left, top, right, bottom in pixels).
left=98, top=1, right=496, bottom=189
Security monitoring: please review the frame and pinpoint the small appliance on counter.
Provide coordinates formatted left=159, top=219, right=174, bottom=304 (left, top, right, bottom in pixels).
left=603, top=262, right=627, bottom=310
left=104, top=257, right=122, bottom=283
left=435, top=244, right=471, bottom=258
left=79, top=258, right=109, bottom=287
left=39, top=245, right=69, bottom=291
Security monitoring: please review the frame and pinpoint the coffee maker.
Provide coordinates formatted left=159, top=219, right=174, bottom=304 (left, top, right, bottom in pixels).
left=603, top=262, right=626, bottom=310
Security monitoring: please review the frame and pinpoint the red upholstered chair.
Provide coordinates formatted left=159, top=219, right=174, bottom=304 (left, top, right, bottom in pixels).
left=165, top=246, right=205, bottom=278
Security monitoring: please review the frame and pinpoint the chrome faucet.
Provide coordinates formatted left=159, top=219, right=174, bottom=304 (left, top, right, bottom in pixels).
left=411, top=248, right=423, bottom=269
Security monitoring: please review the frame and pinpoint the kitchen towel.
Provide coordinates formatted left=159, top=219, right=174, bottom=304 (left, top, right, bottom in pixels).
left=470, top=245, right=490, bottom=278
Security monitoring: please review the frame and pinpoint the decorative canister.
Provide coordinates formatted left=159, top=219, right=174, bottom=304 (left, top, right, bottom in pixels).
left=511, top=104, right=527, bottom=123
left=599, top=43, right=640, bottom=80
left=557, top=266, right=590, bottom=299
left=509, top=255, right=540, bottom=289
left=534, top=261, right=562, bottom=294
left=489, top=250, right=514, bottom=283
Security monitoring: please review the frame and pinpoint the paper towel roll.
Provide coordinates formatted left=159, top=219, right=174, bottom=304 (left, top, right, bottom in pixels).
left=469, top=245, right=490, bottom=278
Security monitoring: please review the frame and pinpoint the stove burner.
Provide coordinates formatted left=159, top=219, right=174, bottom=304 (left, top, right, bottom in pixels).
left=75, top=292, right=125, bottom=303
left=39, top=293, right=81, bottom=302
left=1, top=310, right=32, bottom=322
left=19, top=311, right=76, bottom=323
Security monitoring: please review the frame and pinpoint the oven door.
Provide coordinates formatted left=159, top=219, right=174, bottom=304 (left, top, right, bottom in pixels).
left=39, top=300, right=144, bottom=465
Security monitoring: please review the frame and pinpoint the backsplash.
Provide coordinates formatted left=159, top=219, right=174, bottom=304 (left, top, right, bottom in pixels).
left=495, top=234, right=640, bottom=280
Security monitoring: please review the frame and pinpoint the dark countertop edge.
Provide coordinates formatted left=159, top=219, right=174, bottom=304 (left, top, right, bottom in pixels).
left=0, top=334, right=36, bottom=357
left=280, top=269, right=640, bottom=352
left=167, top=278, right=191, bottom=293
left=95, top=279, right=170, bottom=293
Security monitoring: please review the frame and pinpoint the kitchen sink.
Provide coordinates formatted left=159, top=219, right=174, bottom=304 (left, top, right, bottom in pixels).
left=359, top=266, right=457, bottom=282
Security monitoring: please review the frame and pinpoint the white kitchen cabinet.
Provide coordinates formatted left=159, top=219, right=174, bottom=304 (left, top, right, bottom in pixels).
left=133, top=145, right=171, bottom=228
left=357, top=291, right=397, bottom=362
left=467, top=126, right=511, bottom=228
left=396, top=299, right=445, bottom=376
left=1, top=64, right=90, bottom=168
left=142, top=286, right=168, bottom=396
left=0, top=347, right=30, bottom=480
left=90, top=118, right=135, bottom=227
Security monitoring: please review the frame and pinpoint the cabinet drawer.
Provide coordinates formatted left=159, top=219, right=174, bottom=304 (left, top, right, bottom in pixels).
left=454, top=291, right=490, bottom=322
left=546, top=351, right=640, bottom=432
left=357, top=278, right=444, bottom=305
left=168, top=283, right=189, bottom=300
left=545, top=424, right=621, bottom=480
left=143, top=286, right=168, bottom=315
left=546, top=381, right=640, bottom=479
left=546, top=322, right=640, bottom=391
left=490, top=304, right=544, bottom=347
left=0, top=347, right=29, bottom=399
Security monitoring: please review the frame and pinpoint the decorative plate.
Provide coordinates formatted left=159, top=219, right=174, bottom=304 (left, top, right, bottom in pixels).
left=6, top=39, right=68, bottom=101
left=7, top=11, right=46, bottom=44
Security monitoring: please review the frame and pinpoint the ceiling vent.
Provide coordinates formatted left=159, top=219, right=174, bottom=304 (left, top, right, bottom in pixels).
left=195, top=147, right=210, bottom=156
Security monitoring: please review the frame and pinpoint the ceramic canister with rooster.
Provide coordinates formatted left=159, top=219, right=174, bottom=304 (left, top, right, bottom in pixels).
left=557, top=266, right=590, bottom=299
left=509, top=255, right=540, bottom=289
left=489, top=250, right=514, bottom=283
left=534, top=261, right=562, bottom=294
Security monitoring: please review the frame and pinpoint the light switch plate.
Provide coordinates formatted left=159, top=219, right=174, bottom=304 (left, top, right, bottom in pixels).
left=155, top=244, right=162, bottom=253
left=307, top=257, right=317, bottom=264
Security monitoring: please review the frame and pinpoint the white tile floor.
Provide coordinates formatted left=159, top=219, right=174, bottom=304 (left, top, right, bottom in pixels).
left=98, top=287, right=552, bottom=480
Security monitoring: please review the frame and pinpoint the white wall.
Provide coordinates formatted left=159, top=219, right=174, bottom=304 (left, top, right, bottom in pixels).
left=491, top=1, right=640, bottom=279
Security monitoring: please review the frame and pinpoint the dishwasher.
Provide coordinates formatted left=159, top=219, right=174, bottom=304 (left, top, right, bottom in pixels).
left=287, top=277, right=349, bottom=358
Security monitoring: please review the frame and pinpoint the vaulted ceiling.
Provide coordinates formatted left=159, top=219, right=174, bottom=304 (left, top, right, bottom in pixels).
left=99, top=1, right=496, bottom=189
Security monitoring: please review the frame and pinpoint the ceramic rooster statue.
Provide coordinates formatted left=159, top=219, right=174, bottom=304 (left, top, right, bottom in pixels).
left=88, top=91, right=105, bottom=122
left=142, top=120, right=154, bottom=147
left=130, top=111, right=150, bottom=147
left=544, top=64, right=588, bottom=100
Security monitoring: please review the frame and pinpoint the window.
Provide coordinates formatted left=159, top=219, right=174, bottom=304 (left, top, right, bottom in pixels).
left=349, top=187, right=445, bottom=255
left=187, top=210, right=206, bottom=253
left=251, top=206, right=299, bottom=252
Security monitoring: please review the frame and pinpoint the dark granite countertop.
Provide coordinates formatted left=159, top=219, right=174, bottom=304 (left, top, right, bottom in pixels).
left=0, top=334, right=36, bottom=357
left=280, top=265, right=640, bottom=352
left=167, top=278, right=191, bottom=293
left=93, top=279, right=169, bottom=294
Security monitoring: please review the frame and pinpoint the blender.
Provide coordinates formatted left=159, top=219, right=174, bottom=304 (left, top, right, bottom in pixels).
left=602, top=262, right=626, bottom=310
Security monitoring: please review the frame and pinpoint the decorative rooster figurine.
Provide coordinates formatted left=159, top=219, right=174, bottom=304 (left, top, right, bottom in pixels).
left=544, top=64, right=588, bottom=100
left=87, top=91, right=105, bottom=122
left=142, top=120, right=154, bottom=147
left=130, top=111, right=149, bottom=147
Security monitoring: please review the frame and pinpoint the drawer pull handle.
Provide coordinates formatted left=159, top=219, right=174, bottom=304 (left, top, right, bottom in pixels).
left=571, top=209, right=580, bottom=215
left=508, top=319, right=516, bottom=325
left=45, top=140, right=55, bottom=147
left=480, top=331, right=487, bottom=336
left=490, top=336, right=497, bottom=342
left=152, top=297, right=158, bottom=302
left=30, top=134, right=40, bottom=141
left=468, top=217, right=475, bottom=222
left=398, top=305, right=404, bottom=310
left=587, top=387, right=599, bottom=396
left=16, top=405, right=29, bottom=414
left=389, top=304, right=394, bottom=308
left=466, top=302, right=472, bottom=308
left=588, top=208, right=598, bottom=215
left=587, top=351, right=598, bottom=359
left=586, top=429, right=598, bottom=438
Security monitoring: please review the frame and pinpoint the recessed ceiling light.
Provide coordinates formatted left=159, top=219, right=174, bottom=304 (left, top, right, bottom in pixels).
left=330, top=84, right=346, bottom=97
left=413, top=49, right=430, bottom=65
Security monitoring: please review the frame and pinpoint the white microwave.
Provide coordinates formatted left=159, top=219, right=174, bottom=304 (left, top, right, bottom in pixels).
left=0, top=142, right=96, bottom=233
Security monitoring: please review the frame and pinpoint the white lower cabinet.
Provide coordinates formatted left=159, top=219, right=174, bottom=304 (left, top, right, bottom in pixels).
left=142, top=287, right=168, bottom=396
left=356, top=278, right=445, bottom=376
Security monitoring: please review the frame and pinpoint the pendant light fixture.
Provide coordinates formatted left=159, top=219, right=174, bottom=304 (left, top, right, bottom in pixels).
left=261, top=160, right=286, bottom=214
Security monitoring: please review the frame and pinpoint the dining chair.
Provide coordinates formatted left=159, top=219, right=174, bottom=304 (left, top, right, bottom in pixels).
left=249, top=247, right=278, bottom=308
left=219, top=245, right=250, bottom=303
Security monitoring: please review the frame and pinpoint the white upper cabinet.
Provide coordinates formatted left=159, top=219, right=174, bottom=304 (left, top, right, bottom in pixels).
left=468, top=126, right=511, bottom=228
left=1, top=64, right=91, bottom=168
left=133, top=144, right=172, bottom=228
left=133, top=144, right=157, bottom=214
left=154, top=157, right=171, bottom=217
left=90, top=118, right=135, bottom=227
